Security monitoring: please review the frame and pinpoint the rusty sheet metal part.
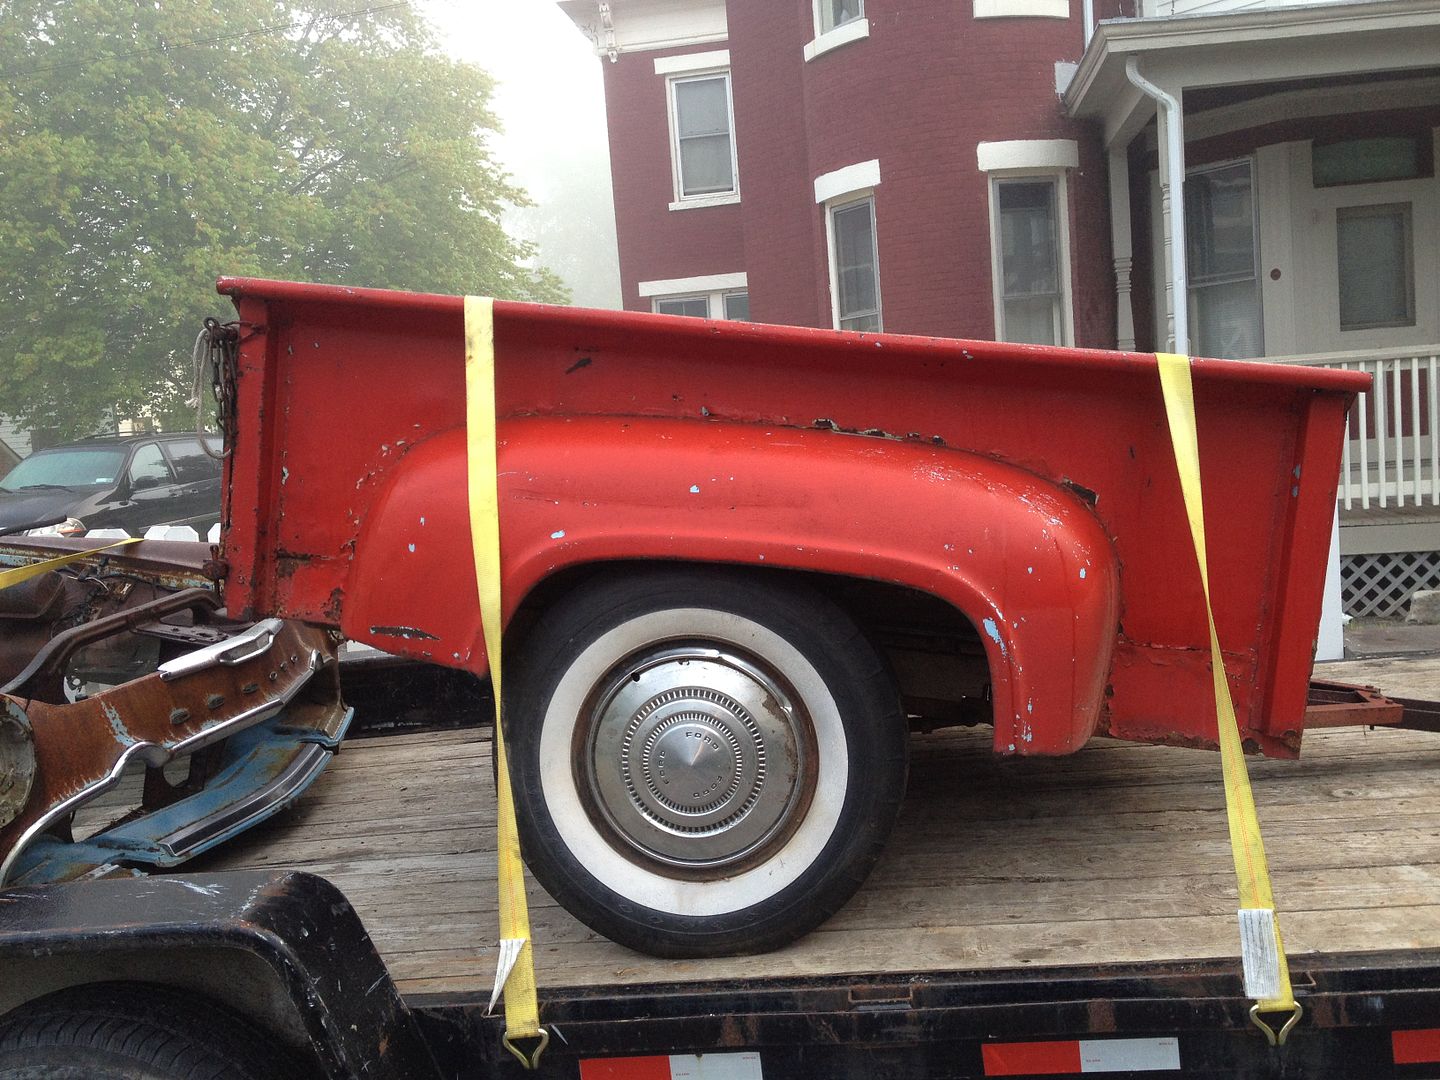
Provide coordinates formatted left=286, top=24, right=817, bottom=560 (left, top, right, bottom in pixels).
left=1304, top=680, right=1407, bottom=729
left=0, top=699, right=34, bottom=830
left=0, top=537, right=213, bottom=590
left=0, top=619, right=335, bottom=884
left=3, top=589, right=222, bottom=702
left=0, top=538, right=218, bottom=688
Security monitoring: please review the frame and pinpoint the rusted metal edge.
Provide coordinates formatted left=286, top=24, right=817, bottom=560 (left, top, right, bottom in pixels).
left=1305, top=679, right=1407, bottom=729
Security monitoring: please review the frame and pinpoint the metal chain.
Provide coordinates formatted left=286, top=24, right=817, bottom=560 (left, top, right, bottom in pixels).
left=190, top=318, right=239, bottom=460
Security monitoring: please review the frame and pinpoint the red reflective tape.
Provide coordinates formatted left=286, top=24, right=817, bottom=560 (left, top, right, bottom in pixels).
left=983, top=1040, right=1083, bottom=1076
left=1394, top=1029, right=1440, bottom=1064
left=579, top=1056, right=675, bottom=1080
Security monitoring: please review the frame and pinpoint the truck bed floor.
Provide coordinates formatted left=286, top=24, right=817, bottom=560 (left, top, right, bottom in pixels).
left=155, top=652, right=1440, bottom=999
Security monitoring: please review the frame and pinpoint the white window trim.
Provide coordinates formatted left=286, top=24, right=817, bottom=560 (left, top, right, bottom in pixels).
left=654, top=49, right=731, bottom=76
left=803, top=16, right=870, bottom=62
left=824, top=193, right=883, bottom=333
left=665, top=68, right=741, bottom=210
left=638, top=272, right=747, bottom=297
left=977, top=140, right=1079, bottom=174
left=814, top=159, right=881, bottom=205
left=974, top=0, right=1069, bottom=18
left=985, top=171, right=1076, bottom=347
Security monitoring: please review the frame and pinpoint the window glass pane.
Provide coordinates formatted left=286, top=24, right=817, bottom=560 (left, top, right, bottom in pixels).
left=723, top=292, right=750, bottom=321
left=833, top=199, right=880, bottom=330
left=999, top=181, right=1058, bottom=298
left=675, top=78, right=729, bottom=137
left=678, top=135, right=734, bottom=196
left=128, top=443, right=172, bottom=485
left=1003, top=297, right=1057, bottom=347
left=673, top=76, right=734, bottom=197
left=822, top=0, right=864, bottom=32
left=164, top=438, right=221, bottom=483
left=1314, top=137, right=1423, bottom=188
left=1189, top=279, right=1262, bottom=359
left=0, top=447, right=125, bottom=490
left=656, top=296, right=710, bottom=318
left=1338, top=203, right=1414, bottom=330
left=1186, top=163, right=1254, bottom=285
left=840, top=312, right=881, bottom=332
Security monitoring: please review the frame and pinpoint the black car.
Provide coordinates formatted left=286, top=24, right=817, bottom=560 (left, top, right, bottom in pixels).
left=0, top=433, right=222, bottom=537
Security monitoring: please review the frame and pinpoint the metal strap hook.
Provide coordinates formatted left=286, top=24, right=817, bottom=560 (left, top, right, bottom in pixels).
left=1250, top=1002, right=1304, bottom=1047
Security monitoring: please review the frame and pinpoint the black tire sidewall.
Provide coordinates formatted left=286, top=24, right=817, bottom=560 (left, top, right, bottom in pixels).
left=508, top=568, right=907, bottom=957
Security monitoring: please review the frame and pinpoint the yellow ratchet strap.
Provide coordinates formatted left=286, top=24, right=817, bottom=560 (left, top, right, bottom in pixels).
left=0, top=537, right=142, bottom=592
left=1156, top=352, right=1302, bottom=1047
left=464, top=295, right=547, bottom=1069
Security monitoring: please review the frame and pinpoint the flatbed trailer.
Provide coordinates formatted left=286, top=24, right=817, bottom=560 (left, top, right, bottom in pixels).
left=3, top=281, right=1435, bottom=1078
left=9, top=651, right=1429, bottom=1078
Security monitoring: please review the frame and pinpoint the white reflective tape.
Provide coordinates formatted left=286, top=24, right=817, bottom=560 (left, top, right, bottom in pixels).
left=668, top=1052, right=763, bottom=1080
left=1079, top=1037, right=1180, bottom=1072
left=1238, top=907, right=1282, bottom=1001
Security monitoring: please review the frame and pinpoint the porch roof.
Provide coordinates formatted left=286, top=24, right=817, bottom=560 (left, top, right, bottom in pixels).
left=1065, top=0, right=1440, bottom=147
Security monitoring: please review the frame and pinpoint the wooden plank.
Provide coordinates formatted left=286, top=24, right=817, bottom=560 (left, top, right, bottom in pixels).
left=183, top=690, right=1440, bottom=997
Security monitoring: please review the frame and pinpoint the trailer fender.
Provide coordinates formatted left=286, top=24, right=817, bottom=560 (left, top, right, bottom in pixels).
left=0, top=870, right=441, bottom=1080
left=345, top=417, right=1119, bottom=755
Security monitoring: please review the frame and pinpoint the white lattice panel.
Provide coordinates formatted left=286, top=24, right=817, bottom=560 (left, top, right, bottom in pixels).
left=1341, top=551, right=1440, bottom=618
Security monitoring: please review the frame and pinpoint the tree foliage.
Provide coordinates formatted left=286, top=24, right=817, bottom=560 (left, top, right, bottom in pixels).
left=0, top=0, right=567, bottom=439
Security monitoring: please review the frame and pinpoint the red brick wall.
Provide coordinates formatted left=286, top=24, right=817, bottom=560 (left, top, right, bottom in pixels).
left=603, top=43, right=747, bottom=312
left=730, top=1, right=829, bottom=327
left=598, top=0, right=1115, bottom=344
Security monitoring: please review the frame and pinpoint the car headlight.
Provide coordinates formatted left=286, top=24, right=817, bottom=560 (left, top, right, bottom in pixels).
left=25, top=517, right=86, bottom=537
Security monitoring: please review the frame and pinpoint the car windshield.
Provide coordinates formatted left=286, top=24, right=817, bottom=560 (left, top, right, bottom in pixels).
left=0, top=448, right=127, bottom=491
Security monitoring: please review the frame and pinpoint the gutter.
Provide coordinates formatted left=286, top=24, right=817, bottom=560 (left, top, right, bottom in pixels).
left=1124, top=57, right=1188, bottom=352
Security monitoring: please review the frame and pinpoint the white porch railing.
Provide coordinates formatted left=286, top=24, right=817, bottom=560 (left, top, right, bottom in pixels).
left=1269, top=345, right=1440, bottom=512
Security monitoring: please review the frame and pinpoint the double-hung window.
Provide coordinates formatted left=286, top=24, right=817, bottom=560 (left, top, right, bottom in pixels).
left=667, top=71, right=738, bottom=206
left=979, top=140, right=1077, bottom=347
left=653, top=291, right=750, bottom=320
left=816, top=160, right=883, bottom=332
left=995, top=179, right=1065, bottom=345
left=830, top=197, right=882, bottom=332
left=641, top=274, right=751, bottom=321
left=1185, top=159, right=1262, bottom=358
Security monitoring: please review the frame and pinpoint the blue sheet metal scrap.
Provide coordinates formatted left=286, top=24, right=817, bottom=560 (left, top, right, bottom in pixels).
left=9, top=708, right=352, bottom=887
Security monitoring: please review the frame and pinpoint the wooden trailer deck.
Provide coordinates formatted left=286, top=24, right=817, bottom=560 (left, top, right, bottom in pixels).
left=173, top=654, right=1440, bottom=999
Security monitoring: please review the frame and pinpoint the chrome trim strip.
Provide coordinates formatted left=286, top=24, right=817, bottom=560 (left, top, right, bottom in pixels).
left=157, top=618, right=284, bottom=682
left=153, top=741, right=333, bottom=858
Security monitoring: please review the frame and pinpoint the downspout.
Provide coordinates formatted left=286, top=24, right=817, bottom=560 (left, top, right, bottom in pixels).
left=1083, top=0, right=1094, bottom=48
left=1124, top=57, right=1188, bottom=352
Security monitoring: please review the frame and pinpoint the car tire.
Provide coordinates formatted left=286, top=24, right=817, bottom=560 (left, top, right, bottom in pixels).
left=0, top=982, right=308, bottom=1080
left=507, top=568, right=908, bottom=957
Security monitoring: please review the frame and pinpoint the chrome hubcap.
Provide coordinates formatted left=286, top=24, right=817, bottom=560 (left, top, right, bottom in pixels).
left=581, top=647, right=813, bottom=872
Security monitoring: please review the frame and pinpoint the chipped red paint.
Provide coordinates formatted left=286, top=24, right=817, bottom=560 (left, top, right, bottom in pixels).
left=215, top=278, right=1366, bottom=759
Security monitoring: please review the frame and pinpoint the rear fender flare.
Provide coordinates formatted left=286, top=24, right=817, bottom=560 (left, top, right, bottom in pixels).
left=344, top=418, right=1119, bottom=755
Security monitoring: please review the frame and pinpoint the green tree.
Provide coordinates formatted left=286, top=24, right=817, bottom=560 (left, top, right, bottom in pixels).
left=0, top=0, right=566, bottom=440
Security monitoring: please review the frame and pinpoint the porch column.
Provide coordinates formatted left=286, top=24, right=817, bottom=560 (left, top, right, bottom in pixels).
left=1108, top=148, right=1136, bottom=352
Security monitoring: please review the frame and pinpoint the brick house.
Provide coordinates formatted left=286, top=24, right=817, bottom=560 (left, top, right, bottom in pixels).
left=560, top=0, right=1440, bottom=618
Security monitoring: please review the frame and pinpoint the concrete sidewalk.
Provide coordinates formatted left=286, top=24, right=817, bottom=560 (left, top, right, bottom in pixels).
left=1317, top=619, right=1440, bottom=700
left=1342, top=619, right=1440, bottom=660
